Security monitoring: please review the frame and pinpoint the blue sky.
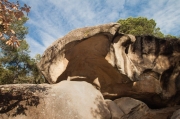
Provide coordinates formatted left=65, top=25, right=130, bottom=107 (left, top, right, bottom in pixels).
left=18, top=0, right=180, bottom=57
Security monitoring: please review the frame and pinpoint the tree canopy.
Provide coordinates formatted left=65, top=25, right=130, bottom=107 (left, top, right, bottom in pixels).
left=117, top=17, right=165, bottom=38
left=0, top=22, right=45, bottom=84
left=0, top=39, right=45, bottom=84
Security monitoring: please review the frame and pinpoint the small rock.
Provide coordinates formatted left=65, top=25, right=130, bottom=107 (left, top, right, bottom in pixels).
left=105, top=99, right=124, bottom=119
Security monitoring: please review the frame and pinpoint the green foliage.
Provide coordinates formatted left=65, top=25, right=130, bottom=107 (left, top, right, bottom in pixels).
left=0, top=40, right=45, bottom=84
left=117, top=17, right=165, bottom=38
left=164, top=34, right=177, bottom=39
left=0, top=64, right=14, bottom=84
left=10, top=17, right=29, bottom=40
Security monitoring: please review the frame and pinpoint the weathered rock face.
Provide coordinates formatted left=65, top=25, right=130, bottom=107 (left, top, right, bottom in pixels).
left=38, top=23, right=180, bottom=107
left=113, top=35, right=180, bottom=98
left=0, top=81, right=110, bottom=119
left=37, top=23, right=121, bottom=84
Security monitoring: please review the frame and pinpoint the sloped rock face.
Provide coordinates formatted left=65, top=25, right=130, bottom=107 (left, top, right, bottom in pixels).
left=0, top=81, right=110, bottom=119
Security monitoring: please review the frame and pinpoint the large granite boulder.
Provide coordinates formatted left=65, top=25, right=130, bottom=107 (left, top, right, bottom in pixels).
left=38, top=23, right=180, bottom=107
left=0, top=81, right=110, bottom=119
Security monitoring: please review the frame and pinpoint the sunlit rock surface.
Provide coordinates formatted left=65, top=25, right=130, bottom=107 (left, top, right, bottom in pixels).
left=0, top=81, right=110, bottom=119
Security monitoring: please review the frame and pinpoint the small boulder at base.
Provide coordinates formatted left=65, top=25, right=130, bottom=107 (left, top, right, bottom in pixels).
left=105, top=99, right=124, bottom=119
left=112, top=97, right=180, bottom=119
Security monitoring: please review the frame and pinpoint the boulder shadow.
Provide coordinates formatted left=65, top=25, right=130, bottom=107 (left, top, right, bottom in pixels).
left=0, top=85, right=50, bottom=117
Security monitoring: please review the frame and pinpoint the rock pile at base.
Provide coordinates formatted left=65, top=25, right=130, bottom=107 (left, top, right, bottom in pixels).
left=0, top=82, right=180, bottom=119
